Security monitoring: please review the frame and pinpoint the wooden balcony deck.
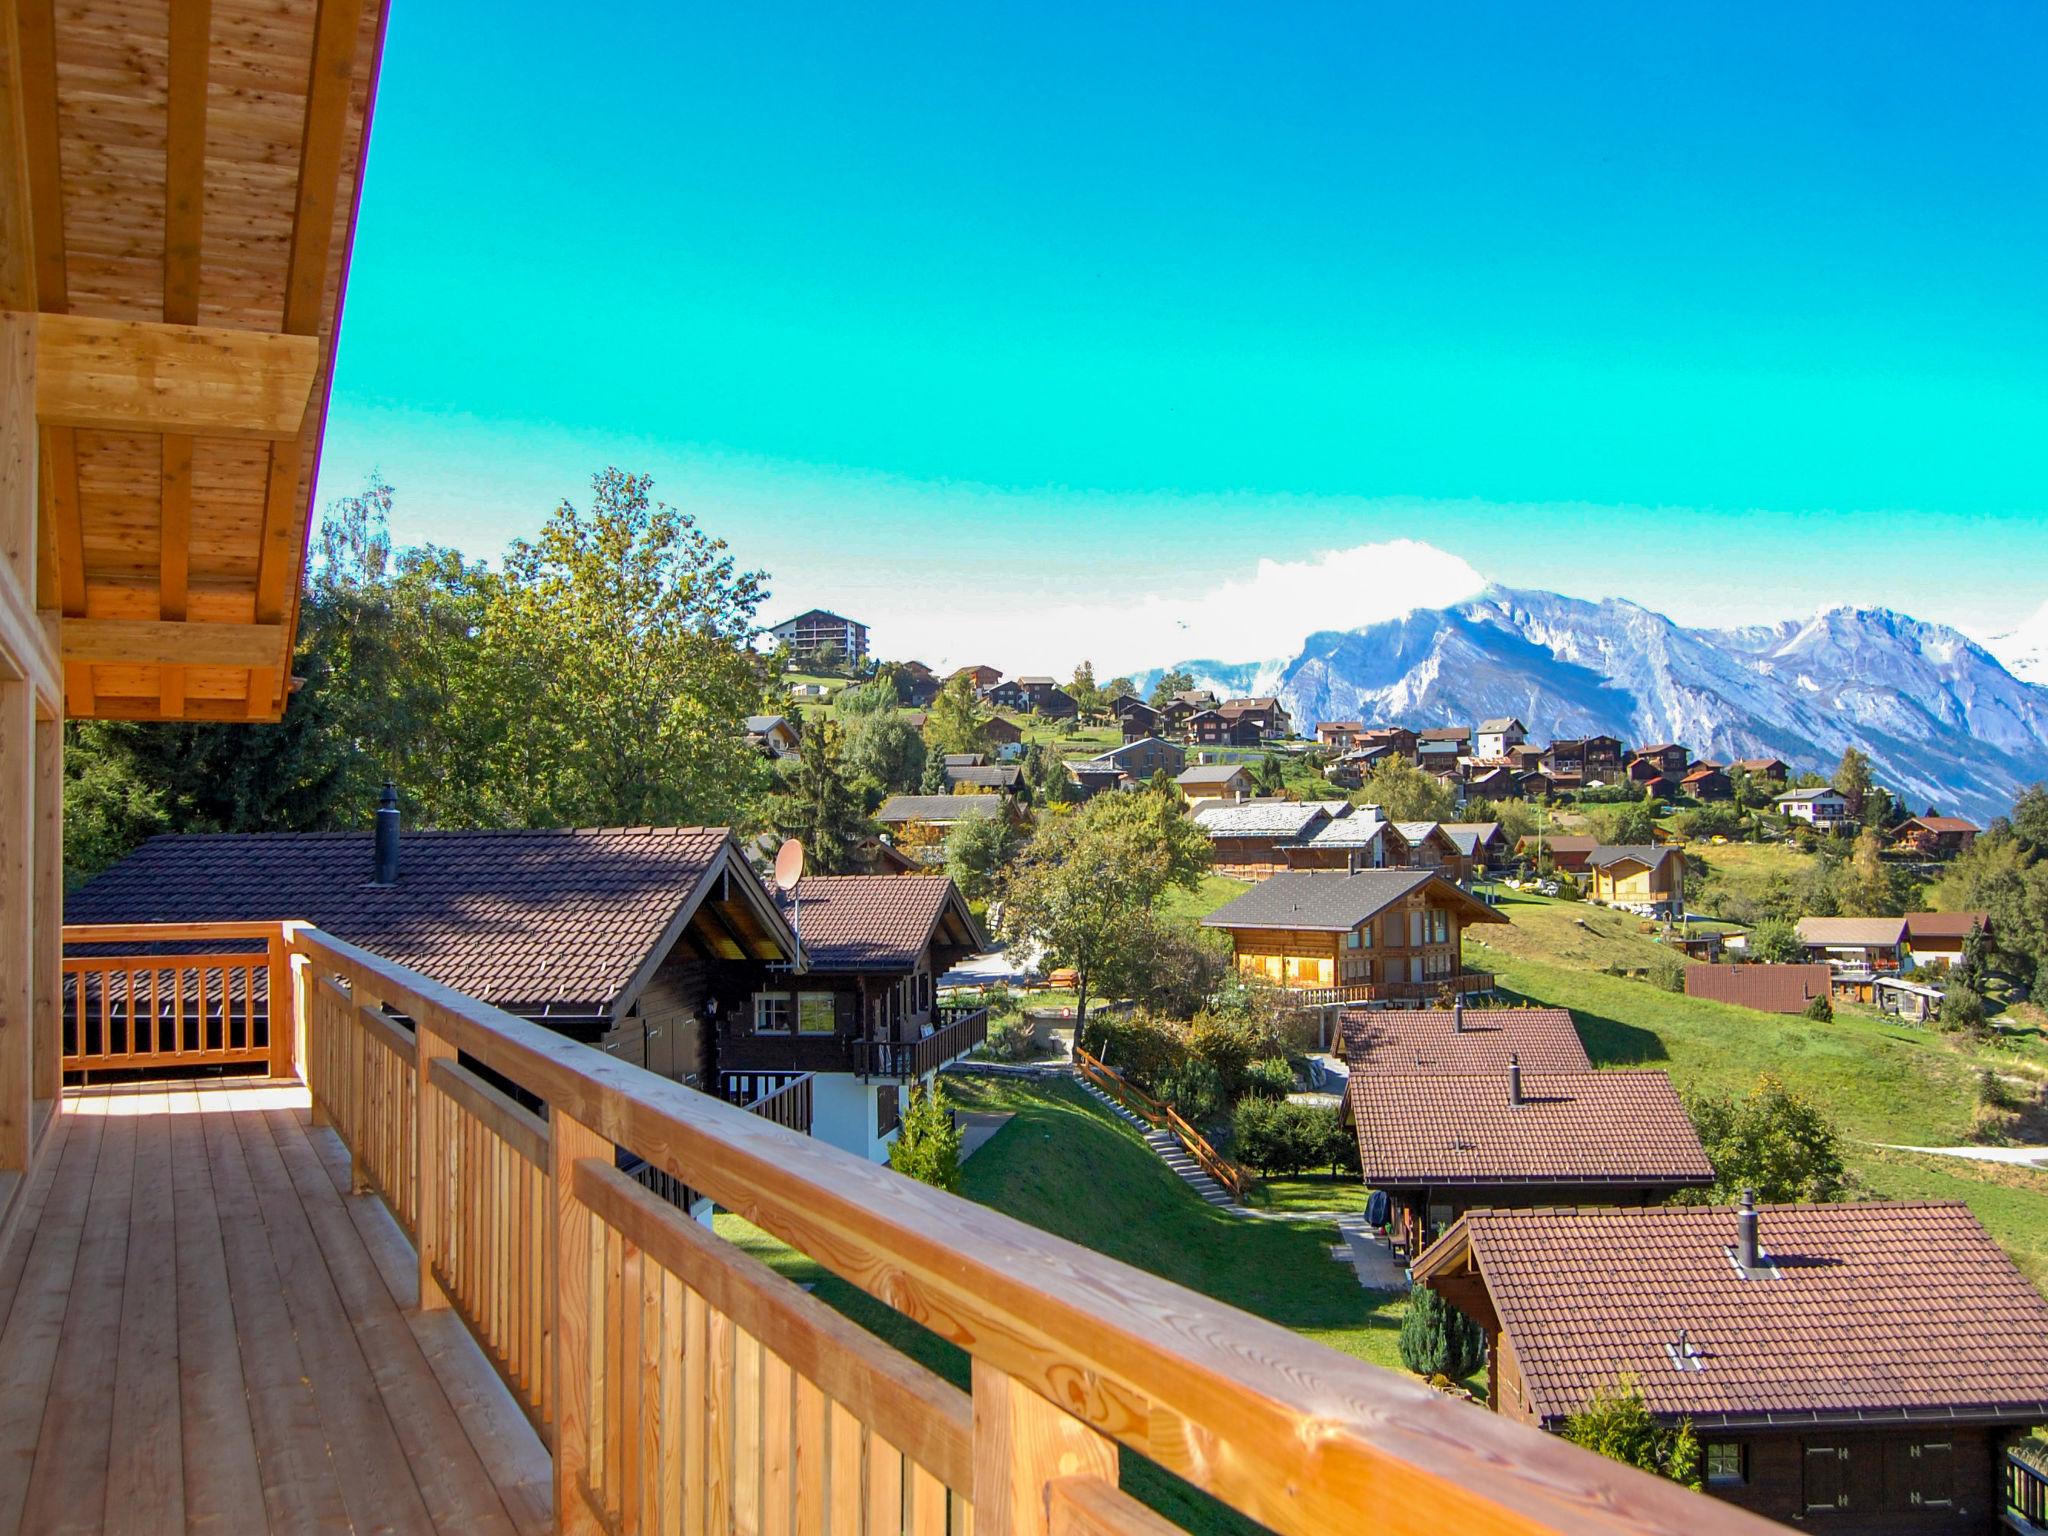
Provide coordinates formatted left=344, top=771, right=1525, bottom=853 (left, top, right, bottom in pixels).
left=0, top=1079, right=550, bottom=1536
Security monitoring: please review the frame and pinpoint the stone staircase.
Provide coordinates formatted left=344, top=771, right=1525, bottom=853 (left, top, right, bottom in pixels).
left=1075, top=1077, right=1242, bottom=1210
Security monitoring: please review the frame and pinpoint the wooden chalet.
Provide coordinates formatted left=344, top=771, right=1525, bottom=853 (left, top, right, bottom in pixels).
left=744, top=711, right=802, bottom=757
left=946, top=662, right=1002, bottom=690
left=1201, top=869, right=1505, bottom=1001
left=1681, top=763, right=1733, bottom=801
left=1463, top=764, right=1520, bottom=801
left=1316, top=719, right=1365, bottom=749
left=1117, top=697, right=1165, bottom=739
left=1175, top=761, right=1254, bottom=803
left=1632, top=742, right=1692, bottom=777
left=1393, top=820, right=1471, bottom=883
left=1546, top=735, right=1625, bottom=779
left=1585, top=845, right=1686, bottom=915
left=1522, top=833, right=1598, bottom=873
left=983, top=712, right=1024, bottom=745
left=1281, top=807, right=1396, bottom=871
left=1187, top=706, right=1261, bottom=746
left=1798, top=915, right=1908, bottom=973
left=0, top=1, right=1798, bottom=1530
left=1192, top=800, right=1336, bottom=878
left=1218, top=696, right=1292, bottom=740
left=896, top=659, right=941, bottom=705
left=1894, top=815, right=1981, bottom=859
left=1443, top=822, right=1511, bottom=874
left=1903, top=911, right=1989, bottom=969
left=1348, top=1061, right=1710, bottom=1255
left=1091, top=735, right=1184, bottom=781
left=1360, top=725, right=1420, bottom=760
left=1416, top=1200, right=2048, bottom=1533
left=720, top=875, right=988, bottom=1159
left=1419, top=725, right=1472, bottom=750
left=1730, top=756, right=1790, bottom=782
left=1777, top=786, right=1853, bottom=827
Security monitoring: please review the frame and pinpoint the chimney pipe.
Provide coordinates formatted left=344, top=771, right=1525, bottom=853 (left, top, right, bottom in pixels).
left=1508, top=1052, right=1522, bottom=1106
left=373, top=782, right=400, bottom=886
left=1452, top=1000, right=1465, bottom=1033
left=1736, top=1187, right=1760, bottom=1271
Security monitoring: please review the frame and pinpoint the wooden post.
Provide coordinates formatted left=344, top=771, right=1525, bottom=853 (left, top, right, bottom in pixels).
left=265, top=931, right=292, bottom=1078
left=552, top=1106, right=610, bottom=1536
left=0, top=676, right=29, bottom=1172
left=972, top=1360, right=1119, bottom=1536
left=30, top=712, right=59, bottom=1109
left=349, top=988, right=376, bottom=1193
left=291, top=953, right=318, bottom=1118
left=415, top=1021, right=455, bottom=1311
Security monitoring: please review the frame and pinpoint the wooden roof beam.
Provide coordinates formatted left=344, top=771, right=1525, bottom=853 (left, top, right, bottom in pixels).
left=60, top=618, right=285, bottom=669
left=34, top=315, right=322, bottom=440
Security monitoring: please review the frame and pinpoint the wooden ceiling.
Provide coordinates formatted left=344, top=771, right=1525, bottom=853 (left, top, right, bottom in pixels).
left=1, top=0, right=390, bottom=720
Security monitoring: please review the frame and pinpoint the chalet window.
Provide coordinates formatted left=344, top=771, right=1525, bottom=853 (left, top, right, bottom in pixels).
left=1705, top=1442, right=1746, bottom=1487
left=1346, top=929, right=1361, bottom=949
left=752, top=994, right=792, bottom=1033
left=797, top=993, right=837, bottom=1036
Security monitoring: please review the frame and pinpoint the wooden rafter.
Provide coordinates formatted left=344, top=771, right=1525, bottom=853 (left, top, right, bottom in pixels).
left=61, top=618, right=286, bottom=669
left=34, top=316, right=321, bottom=439
left=161, top=0, right=210, bottom=716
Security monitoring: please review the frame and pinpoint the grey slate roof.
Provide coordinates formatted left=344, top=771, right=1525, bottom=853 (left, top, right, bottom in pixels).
left=1586, top=844, right=1675, bottom=870
left=1294, top=812, right=1388, bottom=848
left=875, top=794, right=1008, bottom=825
left=1191, top=802, right=1330, bottom=839
left=1201, top=869, right=1507, bottom=932
left=1394, top=821, right=1446, bottom=846
left=1176, top=764, right=1250, bottom=786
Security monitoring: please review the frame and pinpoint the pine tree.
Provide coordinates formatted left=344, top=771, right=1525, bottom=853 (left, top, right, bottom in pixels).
left=887, top=1081, right=963, bottom=1192
left=769, top=717, right=871, bottom=874
left=1397, top=1284, right=1485, bottom=1380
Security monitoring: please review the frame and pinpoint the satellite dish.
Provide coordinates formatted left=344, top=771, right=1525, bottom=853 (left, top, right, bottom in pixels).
left=773, top=838, right=806, bottom=892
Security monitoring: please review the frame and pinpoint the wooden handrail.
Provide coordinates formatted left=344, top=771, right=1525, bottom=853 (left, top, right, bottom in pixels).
left=1076, top=1046, right=1252, bottom=1198
left=279, top=924, right=1774, bottom=1536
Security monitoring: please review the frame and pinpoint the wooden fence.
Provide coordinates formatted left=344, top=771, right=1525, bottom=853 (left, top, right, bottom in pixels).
left=60, top=922, right=291, bottom=1077
left=257, top=921, right=1779, bottom=1536
left=1073, top=1047, right=1252, bottom=1202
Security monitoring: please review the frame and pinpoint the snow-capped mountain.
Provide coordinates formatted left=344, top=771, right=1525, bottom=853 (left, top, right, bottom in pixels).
left=1989, top=601, right=2048, bottom=685
left=1141, top=586, right=2048, bottom=823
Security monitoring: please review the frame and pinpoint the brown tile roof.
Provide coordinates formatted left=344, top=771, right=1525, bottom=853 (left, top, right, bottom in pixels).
left=777, top=875, right=984, bottom=972
left=1903, top=910, right=1989, bottom=941
left=1348, top=1070, right=1712, bottom=1188
left=1796, top=916, right=1908, bottom=947
left=65, top=827, right=774, bottom=1015
left=1337, top=1007, right=1591, bottom=1074
left=1682, top=963, right=1831, bottom=1013
left=1427, top=1202, right=2048, bottom=1428
left=1900, top=815, right=1981, bottom=835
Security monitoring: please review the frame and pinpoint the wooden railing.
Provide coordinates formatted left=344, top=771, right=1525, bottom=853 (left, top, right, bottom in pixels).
left=854, top=1006, right=990, bottom=1079
left=61, top=922, right=291, bottom=1077
left=2009, top=1449, right=2048, bottom=1533
left=719, top=1069, right=816, bottom=1135
left=1277, top=972, right=1497, bottom=1009
left=192, top=920, right=1784, bottom=1536
left=1074, top=1046, right=1254, bottom=1201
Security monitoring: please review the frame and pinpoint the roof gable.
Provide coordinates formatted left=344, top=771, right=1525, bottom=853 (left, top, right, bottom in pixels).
left=779, top=875, right=985, bottom=972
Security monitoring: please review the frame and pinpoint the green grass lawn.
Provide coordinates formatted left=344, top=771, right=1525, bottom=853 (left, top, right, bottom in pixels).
left=1251, top=1175, right=1372, bottom=1215
left=1683, top=838, right=1822, bottom=918
left=716, top=1074, right=1415, bottom=1536
left=1468, top=891, right=2048, bottom=1281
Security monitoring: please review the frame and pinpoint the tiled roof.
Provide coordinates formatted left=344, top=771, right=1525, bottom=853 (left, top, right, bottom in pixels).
left=776, top=875, right=983, bottom=972
left=65, top=827, right=762, bottom=1015
left=1682, top=963, right=1832, bottom=1013
left=875, top=794, right=1008, bottom=824
left=1797, top=916, right=1908, bottom=947
left=1432, top=1203, right=2048, bottom=1427
left=1202, top=870, right=1506, bottom=932
left=1419, top=727, right=1470, bottom=742
left=1192, top=803, right=1330, bottom=839
left=1349, top=1070, right=1712, bottom=1188
left=1337, top=1007, right=1590, bottom=1074
left=946, top=764, right=1022, bottom=789
left=1775, top=787, right=1842, bottom=803
left=1903, top=910, right=1988, bottom=941
left=1176, top=764, right=1248, bottom=786
left=1443, top=822, right=1502, bottom=840
left=1523, top=834, right=1597, bottom=855
left=1587, top=844, right=1675, bottom=870
left=1902, top=815, right=1980, bottom=835
left=1393, top=821, right=1448, bottom=847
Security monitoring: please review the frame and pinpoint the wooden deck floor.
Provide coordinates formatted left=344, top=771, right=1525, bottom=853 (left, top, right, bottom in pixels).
left=0, top=1080, right=553, bottom=1536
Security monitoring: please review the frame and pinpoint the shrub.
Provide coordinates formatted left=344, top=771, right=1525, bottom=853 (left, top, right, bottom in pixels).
left=1748, top=917, right=1802, bottom=964
left=887, top=1082, right=962, bottom=1193
left=1160, top=1057, right=1225, bottom=1124
left=1186, top=1010, right=1278, bottom=1100
left=1561, top=1379, right=1701, bottom=1490
left=1231, top=1099, right=1354, bottom=1175
left=1684, top=1074, right=1847, bottom=1204
left=1241, top=1057, right=1296, bottom=1100
left=983, top=1013, right=1034, bottom=1062
left=1398, top=1285, right=1485, bottom=1381
left=1648, top=955, right=1686, bottom=993
left=1080, top=1009, right=1186, bottom=1095
left=1941, top=981, right=1987, bottom=1037
left=1803, top=992, right=1833, bottom=1022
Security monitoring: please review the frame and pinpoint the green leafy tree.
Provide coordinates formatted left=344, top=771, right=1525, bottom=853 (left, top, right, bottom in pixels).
left=842, top=709, right=927, bottom=797
left=832, top=679, right=899, bottom=718
left=484, top=468, right=771, bottom=827
left=60, top=725, right=169, bottom=883
left=1148, top=668, right=1195, bottom=708
left=1398, top=1285, right=1485, bottom=1381
left=943, top=812, right=1021, bottom=903
left=1747, top=917, right=1802, bottom=963
left=2008, top=784, right=2048, bottom=855
left=1684, top=1074, right=1847, bottom=1204
left=1251, top=753, right=1288, bottom=796
left=1067, top=660, right=1103, bottom=723
left=1834, top=746, right=1874, bottom=816
left=768, top=716, right=872, bottom=874
left=1102, top=676, right=1137, bottom=706
left=1360, top=756, right=1456, bottom=822
left=887, top=1081, right=963, bottom=1192
left=923, top=674, right=989, bottom=759
left=1560, top=1379, right=1702, bottom=1491
left=1834, top=826, right=1906, bottom=916
left=1002, top=791, right=1212, bottom=1025
left=1930, top=827, right=2048, bottom=984
left=1022, top=743, right=1074, bottom=806
left=1594, top=795, right=1661, bottom=845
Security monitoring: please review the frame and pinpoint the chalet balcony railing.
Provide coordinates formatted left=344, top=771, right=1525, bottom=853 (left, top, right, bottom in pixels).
left=2008, top=1448, right=2048, bottom=1534
left=721, top=1069, right=815, bottom=1135
left=60, top=922, right=293, bottom=1077
left=1281, top=971, right=1497, bottom=1009
left=853, top=1004, right=990, bottom=1079
left=64, top=920, right=1782, bottom=1536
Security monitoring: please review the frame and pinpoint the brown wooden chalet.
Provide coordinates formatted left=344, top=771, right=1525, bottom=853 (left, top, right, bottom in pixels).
left=1682, top=763, right=1733, bottom=800
left=1893, top=815, right=1981, bottom=859
left=1316, top=720, right=1365, bottom=749
left=1393, top=820, right=1471, bottom=883
left=1730, top=756, right=1791, bottom=782
left=1415, top=1200, right=2048, bottom=1533
left=1443, top=822, right=1511, bottom=873
left=1192, top=799, right=1338, bottom=877
left=1219, top=696, right=1293, bottom=740
left=1188, top=706, right=1262, bottom=746
left=1349, top=1062, right=1711, bottom=1255
left=946, top=662, right=1002, bottom=690
left=1546, top=735, right=1625, bottom=778
left=0, top=0, right=1800, bottom=1528
left=1903, top=911, right=1990, bottom=968
left=1632, top=742, right=1692, bottom=777
left=1522, top=832, right=1599, bottom=872
left=1118, top=698, right=1166, bottom=738
left=1201, top=869, right=1505, bottom=1000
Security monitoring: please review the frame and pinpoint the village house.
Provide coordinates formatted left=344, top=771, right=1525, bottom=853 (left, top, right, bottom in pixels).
left=1359, top=725, right=1421, bottom=761
left=945, top=762, right=1024, bottom=794
left=1797, top=915, right=1908, bottom=973
left=1349, top=1061, right=1711, bottom=1257
left=946, top=663, right=1003, bottom=691
left=1521, top=832, right=1599, bottom=873
left=1681, top=762, right=1733, bottom=801
left=1505, top=743, right=1547, bottom=773
left=1338, top=1005, right=1592, bottom=1076
left=1118, top=698, right=1166, bottom=740
left=1200, top=868, right=1506, bottom=997
left=1632, top=742, right=1692, bottom=778
left=1414, top=1199, right=2048, bottom=1533
left=1893, top=814, right=1982, bottom=859
left=1090, top=735, right=1185, bottom=782
left=744, top=713, right=802, bottom=758
left=983, top=714, right=1025, bottom=748
left=1065, top=759, right=1130, bottom=799
left=1219, top=697, right=1295, bottom=740
left=1904, top=911, right=1990, bottom=969
left=1420, top=725, right=1473, bottom=751
left=1730, top=756, right=1791, bottom=783
left=1281, top=807, right=1395, bottom=871
left=1776, top=786, right=1852, bottom=828
left=1443, top=822, right=1511, bottom=875
left=1516, top=769, right=1555, bottom=798
left=1683, top=963, right=1833, bottom=1013
left=1192, top=801, right=1341, bottom=878
left=1546, top=735, right=1625, bottom=780
left=721, top=875, right=988, bottom=1160
left=1417, top=739, right=1465, bottom=776
left=768, top=608, right=869, bottom=668
left=876, top=794, right=1014, bottom=865
left=1316, top=720, right=1366, bottom=750
left=1187, top=707, right=1263, bottom=747
left=896, top=660, right=941, bottom=705
left=1463, top=764, right=1521, bottom=802
left=1175, top=762, right=1255, bottom=804
left=1584, top=844, right=1686, bottom=915
left=1393, top=820, right=1472, bottom=884
left=1475, top=717, right=1528, bottom=758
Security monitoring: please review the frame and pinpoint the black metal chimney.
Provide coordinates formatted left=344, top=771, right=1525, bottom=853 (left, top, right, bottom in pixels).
left=1508, top=1051, right=1522, bottom=1106
left=373, top=781, right=400, bottom=885
left=1736, top=1187, right=1760, bottom=1271
left=1452, top=1000, right=1465, bottom=1033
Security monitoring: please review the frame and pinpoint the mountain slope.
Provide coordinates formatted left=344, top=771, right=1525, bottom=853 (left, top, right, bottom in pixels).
left=1152, top=586, right=2048, bottom=822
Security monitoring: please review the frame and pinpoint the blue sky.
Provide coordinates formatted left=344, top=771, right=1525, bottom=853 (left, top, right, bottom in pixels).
left=316, top=1, right=2048, bottom=672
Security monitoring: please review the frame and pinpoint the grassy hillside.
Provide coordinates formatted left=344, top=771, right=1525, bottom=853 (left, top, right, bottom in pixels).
left=1683, top=839, right=1822, bottom=918
left=1467, top=892, right=2048, bottom=1280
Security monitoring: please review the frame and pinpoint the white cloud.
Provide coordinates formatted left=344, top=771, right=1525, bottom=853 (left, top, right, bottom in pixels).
left=867, top=539, right=1488, bottom=676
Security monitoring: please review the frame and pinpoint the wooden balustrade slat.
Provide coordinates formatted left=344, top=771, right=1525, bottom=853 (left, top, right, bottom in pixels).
left=427, top=1056, right=552, bottom=1170
left=1048, top=1476, right=1186, bottom=1536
